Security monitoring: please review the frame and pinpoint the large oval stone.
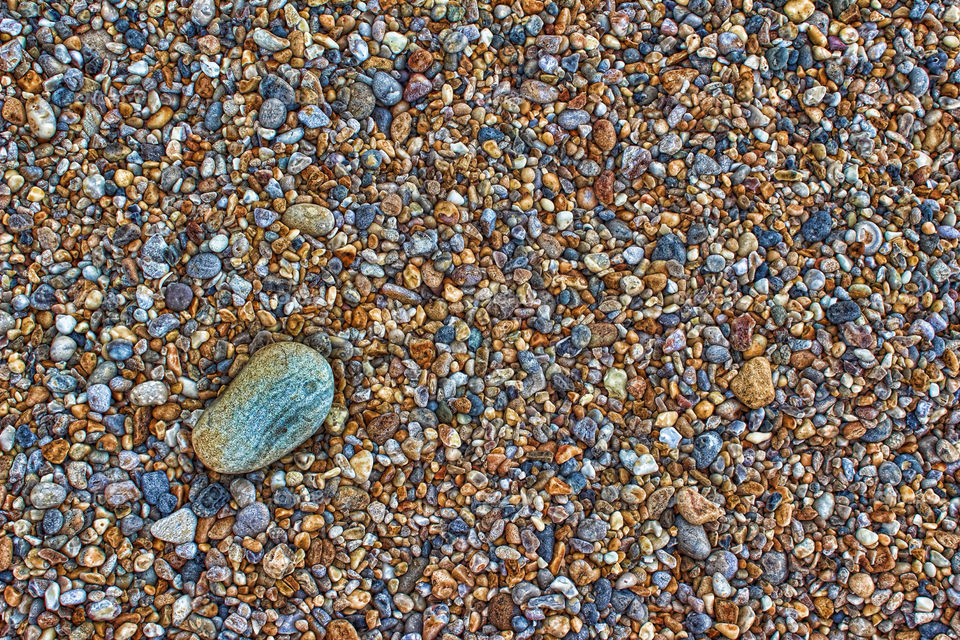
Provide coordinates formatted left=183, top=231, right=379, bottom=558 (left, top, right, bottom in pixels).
left=192, top=342, right=334, bottom=474
left=282, top=203, right=335, bottom=237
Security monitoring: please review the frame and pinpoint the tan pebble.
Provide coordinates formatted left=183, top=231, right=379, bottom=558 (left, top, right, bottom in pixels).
left=783, top=0, right=815, bottom=22
left=848, top=572, right=875, bottom=597
left=676, top=487, right=724, bottom=524
left=325, top=620, right=360, bottom=640
left=146, top=106, right=174, bottom=129
left=730, top=357, right=775, bottom=409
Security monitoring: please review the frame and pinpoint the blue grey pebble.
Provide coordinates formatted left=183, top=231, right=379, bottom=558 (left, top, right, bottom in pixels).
left=46, top=372, right=77, bottom=394
left=354, top=204, right=378, bottom=230
left=878, top=461, right=902, bottom=484
left=693, top=431, right=722, bottom=468
left=15, top=425, right=37, bottom=449
left=908, top=66, right=930, bottom=95
left=204, top=102, right=223, bottom=131
left=571, top=324, right=592, bottom=350
left=557, top=109, right=590, bottom=130
left=191, top=482, right=229, bottom=518
left=147, top=314, right=180, bottom=338
left=233, top=502, right=271, bottom=537
left=43, top=509, right=63, bottom=535
left=62, top=68, right=84, bottom=91
left=685, top=613, right=713, bottom=635
left=260, top=74, right=296, bottom=106
left=572, top=416, right=598, bottom=446
left=703, top=345, right=731, bottom=363
left=593, top=577, right=612, bottom=609
left=576, top=516, right=608, bottom=542
left=84, top=376, right=111, bottom=408
left=705, top=550, right=738, bottom=580
left=156, top=493, right=178, bottom=514
left=258, top=98, right=287, bottom=129
left=140, top=470, right=170, bottom=506
left=186, top=252, right=221, bottom=279
left=477, top=126, right=504, bottom=143
left=372, top=71, right=403, bottom=106
left=534, top=524, right=555, bottom=563
left=801, top=210, right=832, bottom=243
left=651, top=233, right=687, bottom=263
left=760, top=550, right=788, bottom=585
left=297, top=105, right=330, bottom=128
left=918, top=622, right=951, bottom=639
left=676, top=517, right=711, bottom=560
left=253, top=208, right=278, bottom=228
left=825, top=300, right=861, bottom=324
left=120, top=514, right=145, bottom=536
left=51, top=87, right=75, bottom=107
left=705, top=254, right=726, bottom=272
left=30, top=284, right=58, bottom=310
left=164, top=283, right=193, bottom=312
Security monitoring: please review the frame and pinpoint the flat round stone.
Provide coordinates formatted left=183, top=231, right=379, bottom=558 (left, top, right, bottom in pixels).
left=185, top=252, right=221, bottom=279
left=192, top=342, right=335, bottom=474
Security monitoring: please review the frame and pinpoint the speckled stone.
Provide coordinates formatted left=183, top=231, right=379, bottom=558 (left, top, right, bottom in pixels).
left=192, top=342, right=334, bottom=474
left=729, top=357, right=775, bottom=409
left=150, top=508, right=197, bottom=544
left=281, top=203, right=335, bottom=237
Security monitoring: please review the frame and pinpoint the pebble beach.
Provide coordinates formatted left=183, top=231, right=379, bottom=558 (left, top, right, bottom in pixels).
left=2, top=0, right=960, bottom=638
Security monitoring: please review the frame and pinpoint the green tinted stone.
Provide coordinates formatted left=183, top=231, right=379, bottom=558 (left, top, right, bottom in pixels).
left=192, top=342, right=334, bottom=474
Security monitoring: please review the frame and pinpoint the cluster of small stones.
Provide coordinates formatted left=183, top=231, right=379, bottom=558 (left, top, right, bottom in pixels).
left=2, top=0, right=960, bottom=639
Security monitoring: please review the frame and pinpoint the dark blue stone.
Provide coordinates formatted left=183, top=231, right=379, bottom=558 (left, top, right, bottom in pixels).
left=204, top=102, right=223, bottom=132
left=651, top=571, right=672, bottom=588
left=535, top=524, right=555, bottom=563
left=860, top=421, right=892, bottom=443
left=51, top=87, right=75, bottom=107
left=593, top=578, right=612, bottom=609
left=140, top=471, right=170, bottom=505
left=705, top=550, right=739, bottom=579
left=260, top=74, right=296, bottom=107
left=156, top=493, right=178, bottom=515
left=566, top=472, right=587, bottom=494
left=435, top=325, right=456, bottom=343
left=512, top=616, right=530, bottom=632
left=191, top=482, right=229, bottom=518
left=43, top=509, right=63, bottom=535
left=685, top=613, right=712, bottom=635
left=561, top=53, right=580, bottom=72
left=766, top=45, right=788, bottom=71
left=124, top=29, right=146, bottom=49
left=651, top=234, right=686, bottom=263
left=354, top=204, right=378, bottom=230
left=693, top=431, right=722, bottom=468
left=610, top=590, right=635, bottom=612
left=572, top=417, right=597, bottom=446
left=181, top=558, right=204, bottom=583
left=448, top=517, right=469, bottom=535
left=581, top=602, right=600, bottom=625
left=825, top=300, right=861, bottom=324
left=659, top=312, right=680, bottom=327
left=15, top=425, right=37, bottom=449
left=477, top=126, right=504, bottom=143
left=801, top=211, right=833, bottom=243
left=756, top=229, right=782, bottom=247
left=918, top=622, right=950, bottom=639
left=186, top=252, right=222, bottom=279
left=467, top=329, right=483, bottom=351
